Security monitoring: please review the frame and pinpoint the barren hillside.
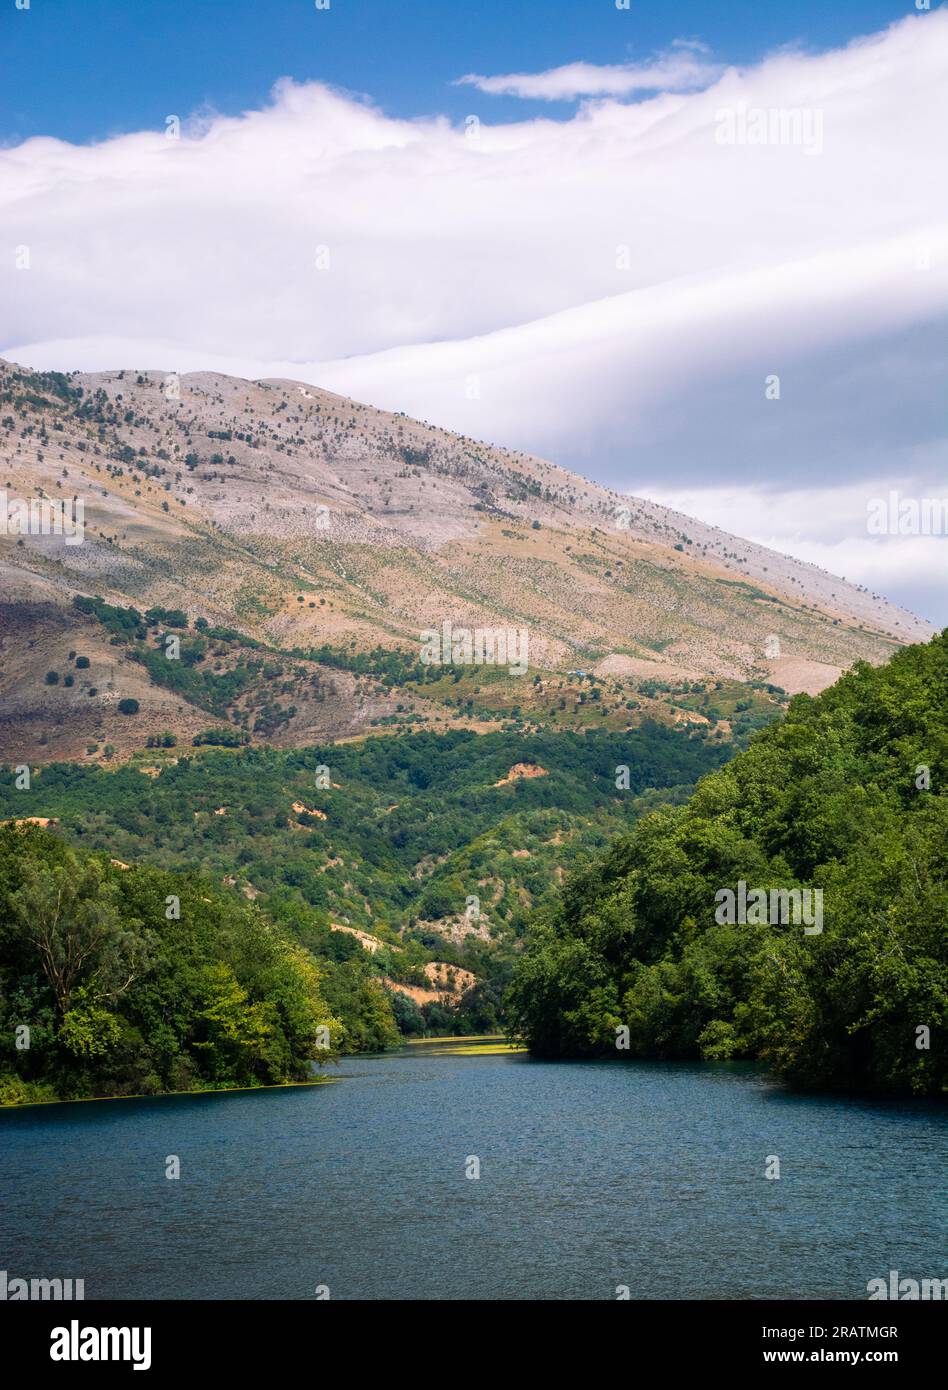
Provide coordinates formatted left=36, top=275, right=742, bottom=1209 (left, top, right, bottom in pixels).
left=0, top=358, right=930, bottom=761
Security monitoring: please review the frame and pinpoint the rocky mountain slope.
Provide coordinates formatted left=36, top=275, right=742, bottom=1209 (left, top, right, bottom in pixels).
left=0, top=358, right=931, bottom=761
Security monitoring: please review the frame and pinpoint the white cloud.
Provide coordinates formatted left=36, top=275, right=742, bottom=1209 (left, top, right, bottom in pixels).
left=455, top=43, right=720, bottom=100
left=1, top=12, right=946, bottom=618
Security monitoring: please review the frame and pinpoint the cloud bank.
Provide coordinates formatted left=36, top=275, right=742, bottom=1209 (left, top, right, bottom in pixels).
left=1, top=11, right=945, bottom=619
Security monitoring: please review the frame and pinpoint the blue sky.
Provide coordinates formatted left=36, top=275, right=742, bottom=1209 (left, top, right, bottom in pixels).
left=1, top=0, right=918, bottom=145
left=1, top=1, right=945, bottom=624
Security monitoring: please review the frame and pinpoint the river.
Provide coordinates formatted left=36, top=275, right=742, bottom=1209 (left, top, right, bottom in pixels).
left=1, top=1041, right=944, bottom=1300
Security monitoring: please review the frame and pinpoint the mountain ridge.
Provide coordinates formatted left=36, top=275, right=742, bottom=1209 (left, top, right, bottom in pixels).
left=0, top=356, right=931, bottom=762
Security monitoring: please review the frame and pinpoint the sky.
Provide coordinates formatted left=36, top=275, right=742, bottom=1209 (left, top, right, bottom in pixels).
left=1, top=0, right=945, bottom=623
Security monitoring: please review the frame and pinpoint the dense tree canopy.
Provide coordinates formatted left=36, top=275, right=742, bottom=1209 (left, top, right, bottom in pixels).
left=0, top=825, right=344, bottom=1104
left=509, top=633, right=948, bottom=1095
left=0, top=726, right=727, bottom=1036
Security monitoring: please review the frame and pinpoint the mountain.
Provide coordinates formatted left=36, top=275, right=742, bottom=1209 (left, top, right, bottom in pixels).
left=0, top=357, right=931, bottom=763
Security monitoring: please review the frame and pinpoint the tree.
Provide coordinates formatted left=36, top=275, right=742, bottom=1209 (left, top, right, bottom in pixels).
left=9, top=854, right=148, bottom=1016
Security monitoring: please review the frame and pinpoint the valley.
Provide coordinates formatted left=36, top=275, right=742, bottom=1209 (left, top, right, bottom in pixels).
left=0, top=358, right=942, bottom=1101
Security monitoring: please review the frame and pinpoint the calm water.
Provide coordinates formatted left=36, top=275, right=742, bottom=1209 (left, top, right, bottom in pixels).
left=1, top=1045, right=944, bottom=1300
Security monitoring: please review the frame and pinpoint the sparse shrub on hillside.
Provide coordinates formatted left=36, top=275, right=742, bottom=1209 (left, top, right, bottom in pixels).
left=193, top=727, right=250, bottom=747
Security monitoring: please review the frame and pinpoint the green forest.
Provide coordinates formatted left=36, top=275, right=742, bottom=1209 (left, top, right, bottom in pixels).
left=0, top=725, right=726, bottom=1101
left=0, top=725, right=725, bottom=948
left=3, top=635, right=946, bottom=1102
left=0, top=823, right=368, bottom=1105
left=508, top=632, right=948, bottom=1095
